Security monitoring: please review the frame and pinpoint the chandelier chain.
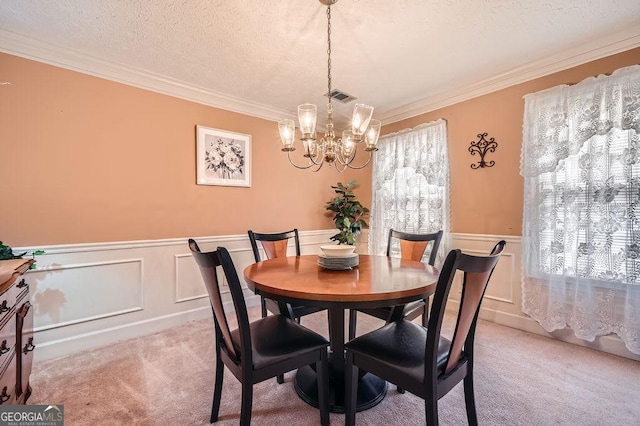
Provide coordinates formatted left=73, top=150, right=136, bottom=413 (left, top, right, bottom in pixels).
left=326, top=5, right=332, bottom=108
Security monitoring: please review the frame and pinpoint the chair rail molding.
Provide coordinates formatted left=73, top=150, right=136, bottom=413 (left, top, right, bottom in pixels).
left=16, top=229, right=337, bottom=362
left=16, top=230, right=637, bottom=361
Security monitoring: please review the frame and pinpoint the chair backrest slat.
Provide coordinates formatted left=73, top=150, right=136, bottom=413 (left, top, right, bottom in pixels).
left=445, top=243, right=504, bottom=373
left=189, top=239, right=251, bottom=364
left=261, top=239, right=289, bottom=259
left=248, top=229, right=300, bottom=262
left=425, top=240, right=506, bottom=376
left=387, top=229, right=443, bottom=266
left=399, top=240, right=430, bottom=261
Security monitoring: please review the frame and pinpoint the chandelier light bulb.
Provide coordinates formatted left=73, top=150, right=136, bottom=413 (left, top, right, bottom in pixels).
left=298, top=104, right=318, bottom=139
left=351, top=103, right=374, bottom=137
left=278, top=119, right=296, bottom=150
left=342, top=130, right=356, bottom=157
left=365, top=119, right=381, bottom=151
left=303, top=139, right=318, bottom=157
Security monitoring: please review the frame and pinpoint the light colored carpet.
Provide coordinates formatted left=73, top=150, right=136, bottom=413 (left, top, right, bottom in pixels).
left=30, top=308, right=640, bottom=425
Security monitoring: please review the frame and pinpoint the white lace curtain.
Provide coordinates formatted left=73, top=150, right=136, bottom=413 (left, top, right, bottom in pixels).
left=369, top=120, right=450, bottom=265
left=521, top=65, right=640, bottom=354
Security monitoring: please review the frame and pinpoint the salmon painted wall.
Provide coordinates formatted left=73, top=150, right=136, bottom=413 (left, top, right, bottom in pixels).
left=0, top=53, right=370, bottom=246
left=2, top=48, right=638, bottom=246
left=382, top=47, right=640, bottom=236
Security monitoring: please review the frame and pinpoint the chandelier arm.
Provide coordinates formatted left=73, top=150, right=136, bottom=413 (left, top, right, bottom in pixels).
left=307, top=148, right=324, bottom=165
left=334, top=162, right=348, bottom=173
left=343, top=152, right=374, bottom=170
left=335, top=149, right=356, bottom=166
left=306, top=143, right=326, bottom=166
left=302, top=147, right=326, bottom=171
left=286, top=151, right=322, bottom=170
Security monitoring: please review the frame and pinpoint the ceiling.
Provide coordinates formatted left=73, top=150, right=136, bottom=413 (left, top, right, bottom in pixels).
left=1, top=0, right=639, bottom=128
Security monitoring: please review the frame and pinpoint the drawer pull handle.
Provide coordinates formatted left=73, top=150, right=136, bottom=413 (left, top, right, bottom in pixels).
left=17, top=279, right=28, bottom=289
left=0, top=340, right=8, bottom=355
left=0, top=301, right=8, bottom=313
left=0, top=386, right=9, bottom=404
left=23, top=337, right=35, bottom=354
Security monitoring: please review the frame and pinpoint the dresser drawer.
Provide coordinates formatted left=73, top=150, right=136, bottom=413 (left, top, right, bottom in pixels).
left=0, top=283, right=19, bottom=325
left=15, top=277, right=30, bottom=303
left=0, top=313, right=16, bottom=373
left=0, top=351, right=16, bottom=405
left=0, top=259, right=33, bottom=406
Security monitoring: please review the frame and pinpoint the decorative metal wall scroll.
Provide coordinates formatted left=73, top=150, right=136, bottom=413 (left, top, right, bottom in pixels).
left=469, top=132, right=498, bottom=169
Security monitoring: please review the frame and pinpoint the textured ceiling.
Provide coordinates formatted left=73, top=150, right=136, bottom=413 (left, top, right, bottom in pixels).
left=1, top=0, right=639, bottom=128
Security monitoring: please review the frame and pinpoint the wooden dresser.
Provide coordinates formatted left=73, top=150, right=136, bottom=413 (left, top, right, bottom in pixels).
left=0, top=259, right=35, bottom=404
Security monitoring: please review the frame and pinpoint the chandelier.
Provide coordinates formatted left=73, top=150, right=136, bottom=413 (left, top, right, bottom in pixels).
left=277, top=0, right=381, bottom=172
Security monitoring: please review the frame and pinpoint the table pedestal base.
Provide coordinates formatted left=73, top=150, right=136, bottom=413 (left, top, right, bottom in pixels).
left=294, top=365, right=387, bottom=413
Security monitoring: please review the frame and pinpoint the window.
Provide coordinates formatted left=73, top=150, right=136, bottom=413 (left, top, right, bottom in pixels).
left=533, top=130, right=640, bottom=283
left=369, top=120, right=449, bottom=264
left=521, top=65, right=640, bottom=354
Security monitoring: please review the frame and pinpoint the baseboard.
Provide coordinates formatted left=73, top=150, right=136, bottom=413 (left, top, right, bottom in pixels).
left=32, top=306, right=210, bottom=362
left=481, top=308, right=639, bottom=360
left=447, top=301, right=640, bottom=361
left=32, top=285, right=262, bottom=362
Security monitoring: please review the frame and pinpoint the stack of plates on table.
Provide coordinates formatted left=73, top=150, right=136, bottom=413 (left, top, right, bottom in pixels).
left=317, top=253, right=359, bottom=270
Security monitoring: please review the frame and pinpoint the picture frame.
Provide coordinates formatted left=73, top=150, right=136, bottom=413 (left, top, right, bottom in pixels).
left=196, top=125, right=252, bottom=187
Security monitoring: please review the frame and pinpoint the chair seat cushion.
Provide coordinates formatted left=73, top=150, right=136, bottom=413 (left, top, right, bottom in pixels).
left=231, top=315, right=329, bottom=369
left=345, top=320, right=451, bottom=383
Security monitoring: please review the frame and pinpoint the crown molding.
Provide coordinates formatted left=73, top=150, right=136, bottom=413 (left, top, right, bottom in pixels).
left=2, top=27, right=638, bottom=127
left=377, top=26, right=640, bottom=125
left=0, top=29, right=292, bottom=123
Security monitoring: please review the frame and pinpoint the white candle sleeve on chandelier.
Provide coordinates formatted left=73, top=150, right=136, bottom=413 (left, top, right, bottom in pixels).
left=298, top=103, right=317, bottom=137
left=351, top=103, right=374, bottom=136
left=278, top=119, right=296, bottom=149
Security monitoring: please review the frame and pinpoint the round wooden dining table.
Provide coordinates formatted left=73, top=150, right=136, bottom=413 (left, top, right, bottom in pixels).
left=243, top=254, right=439, bottom=413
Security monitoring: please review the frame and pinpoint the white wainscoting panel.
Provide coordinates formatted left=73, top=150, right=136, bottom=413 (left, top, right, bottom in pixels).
left=175, top=254, right=208, bottom=303
left=17, top=230, right=637, bottom=363
left=447, top=235, right=521, bottom=316
left=16, top=230, right=336, bottom=362
left=29, top=259, right=144, bottom=331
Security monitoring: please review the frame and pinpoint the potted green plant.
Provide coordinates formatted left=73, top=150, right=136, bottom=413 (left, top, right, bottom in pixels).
left=0, top=241, right=44, bottom=269
left=325, top=180, right=370, bottom=245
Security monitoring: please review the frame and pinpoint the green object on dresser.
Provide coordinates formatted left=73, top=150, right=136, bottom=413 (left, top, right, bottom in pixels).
left=0, top=242, right=44, bottom=270
left=0, top=242, right=26, bottom=260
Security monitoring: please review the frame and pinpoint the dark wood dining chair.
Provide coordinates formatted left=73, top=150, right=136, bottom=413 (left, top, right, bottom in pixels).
left=348, top=229, right=443, bottom=339
left=189, top=239, right=330, bottom=426
left=248, top=229, right=326, bottom=321
left=344, top=240, right=506, bottom=426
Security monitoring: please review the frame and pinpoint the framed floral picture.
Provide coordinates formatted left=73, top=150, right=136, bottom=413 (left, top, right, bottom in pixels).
left=196, top=126, right=251, bottom=187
